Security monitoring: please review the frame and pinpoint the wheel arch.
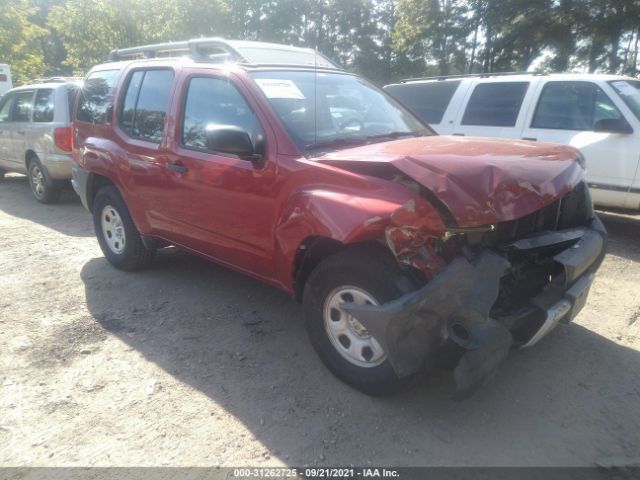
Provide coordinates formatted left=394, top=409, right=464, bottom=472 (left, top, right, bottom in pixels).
left=86, top=172, right=117, bottom=213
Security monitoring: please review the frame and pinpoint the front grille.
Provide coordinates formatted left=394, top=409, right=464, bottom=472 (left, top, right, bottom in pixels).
left=485, top=181, right=592, bottom=246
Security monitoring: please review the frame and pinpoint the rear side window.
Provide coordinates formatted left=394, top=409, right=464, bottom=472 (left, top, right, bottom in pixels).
left=532, top=81, right=624, bottom=131
left=119, top=69, right=174, bottom=143
left=77, top=69, right=120, bottom=124
left=33, top=89, right=55, bottom=122
left=0, top=94, right=15, bottom=122
left=181, top=76, right=263, bottom=151
left=385, top=81, right=460, bottom=124
left=461, top=82, right=529, bottom=127
left=11, top=91, right=34, bottom=122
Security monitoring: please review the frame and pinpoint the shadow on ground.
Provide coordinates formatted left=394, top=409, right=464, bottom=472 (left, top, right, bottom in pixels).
left=0, top=174, right=92, bottom=237
left=598, top=211, right=640, bottom=262
left=80, top=246, right=640, bottom=466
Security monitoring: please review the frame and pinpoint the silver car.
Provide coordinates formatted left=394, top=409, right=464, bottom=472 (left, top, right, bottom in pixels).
left=0, top=78, right=80, bottom=203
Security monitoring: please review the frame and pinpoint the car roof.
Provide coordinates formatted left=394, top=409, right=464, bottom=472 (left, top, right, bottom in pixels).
left=7, top=81, right=81, bottom=92
left=389, top=72, right=639, bottom=86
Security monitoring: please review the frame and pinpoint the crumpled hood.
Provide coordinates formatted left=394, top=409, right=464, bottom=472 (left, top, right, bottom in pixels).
left=314, top=135, right=585, bottom=227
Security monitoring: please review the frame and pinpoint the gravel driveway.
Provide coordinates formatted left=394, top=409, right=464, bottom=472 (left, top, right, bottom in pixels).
left=1, top=174, right=639, bottom=467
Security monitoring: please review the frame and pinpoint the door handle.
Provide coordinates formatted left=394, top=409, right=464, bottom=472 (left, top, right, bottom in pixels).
left=522, top=137, right=537, bottom=141
left=167, top=162, right=188, bottom=174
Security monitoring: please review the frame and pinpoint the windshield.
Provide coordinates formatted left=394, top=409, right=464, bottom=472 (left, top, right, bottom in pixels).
left=609, top=80, right=640, bottom=121
left=249, top=71, right=431, bottom=155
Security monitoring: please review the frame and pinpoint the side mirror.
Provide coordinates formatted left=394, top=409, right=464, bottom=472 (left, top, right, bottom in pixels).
left=593, top=118, right=633, bottom=134
left=205, top=125, right=259, bottom=159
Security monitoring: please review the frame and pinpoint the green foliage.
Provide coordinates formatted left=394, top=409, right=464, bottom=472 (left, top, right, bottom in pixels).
left=0, top=0, right=638, bottom=87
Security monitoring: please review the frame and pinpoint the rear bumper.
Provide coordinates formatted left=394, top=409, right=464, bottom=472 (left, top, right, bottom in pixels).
left=343, top=216, right=607, bottom=397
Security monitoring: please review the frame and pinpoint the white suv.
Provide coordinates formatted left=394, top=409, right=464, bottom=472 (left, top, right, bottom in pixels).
left=385, top=73, right=640, bottom=211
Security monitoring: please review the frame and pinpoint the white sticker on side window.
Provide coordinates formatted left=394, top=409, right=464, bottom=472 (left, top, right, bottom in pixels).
left=612, top=81, right=637, bottom=96
left=254, top=79, right=305, bottom=99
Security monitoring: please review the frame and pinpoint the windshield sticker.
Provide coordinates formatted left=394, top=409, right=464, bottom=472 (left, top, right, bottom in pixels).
left=255, top=79, right=305, bottom=99
left=612, top=81, right=637, bottom=96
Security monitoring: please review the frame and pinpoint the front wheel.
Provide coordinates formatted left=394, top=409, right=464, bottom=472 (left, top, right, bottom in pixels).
left=92, top=185, right=155, bottom=271
left=28, top=159, right=60, bottom=204
left=303, top=245, right=421, bottom=395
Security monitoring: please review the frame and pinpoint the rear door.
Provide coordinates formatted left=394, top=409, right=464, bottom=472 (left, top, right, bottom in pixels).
left=8, top=89, right=34, bottom=167
left=452, top=80, right=535, bottom=139
left=520, top=80, right=640, bottom=209
left=0, top=93, right=16, bottom=168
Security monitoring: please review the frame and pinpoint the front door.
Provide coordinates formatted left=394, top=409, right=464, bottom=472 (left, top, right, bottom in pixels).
left=521, top=80, right=640, bottom=209
left=163, top=74, right=277, bottom=280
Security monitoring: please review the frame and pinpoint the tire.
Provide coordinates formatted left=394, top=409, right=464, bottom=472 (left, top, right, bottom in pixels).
left=92, top=185, right=155, bottom=271
left=303, top=245, right=421, bottom=395
left=28, top=158, right=60, bottom=204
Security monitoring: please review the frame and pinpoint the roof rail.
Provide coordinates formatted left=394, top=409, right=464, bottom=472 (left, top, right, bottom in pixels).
left=399, top=71, right=547, bottom=83
left=107, top=38, right=342, bottom=70
left=30, top=76, right=83, bottom=84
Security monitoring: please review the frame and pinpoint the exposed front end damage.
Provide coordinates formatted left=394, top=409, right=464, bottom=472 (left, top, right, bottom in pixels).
left=343, top=183, right=607, bottom=398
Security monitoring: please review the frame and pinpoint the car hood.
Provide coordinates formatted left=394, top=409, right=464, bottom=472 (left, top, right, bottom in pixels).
left=313, top=135, right=585, bottom=227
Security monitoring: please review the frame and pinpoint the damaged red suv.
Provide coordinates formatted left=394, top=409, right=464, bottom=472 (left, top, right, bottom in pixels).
left=72, top=39, right=606, bottom=396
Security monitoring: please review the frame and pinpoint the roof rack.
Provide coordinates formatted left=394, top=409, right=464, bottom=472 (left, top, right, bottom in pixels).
left=30, top=76, right=83, bottom=84
left=399, top=71, right=548, bottom=83
left=107, top=38, right=342, bottom=70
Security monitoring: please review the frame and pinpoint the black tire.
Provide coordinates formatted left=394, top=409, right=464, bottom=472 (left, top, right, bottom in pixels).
left=28, top=158, right=60, bottom=204
left=92, top=185, right=155, bottom=271
left=303, top=245, right=421, bottom=396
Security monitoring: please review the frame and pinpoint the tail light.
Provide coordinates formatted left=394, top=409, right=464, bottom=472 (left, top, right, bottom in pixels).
left=54, top=127, right=72, bottom=152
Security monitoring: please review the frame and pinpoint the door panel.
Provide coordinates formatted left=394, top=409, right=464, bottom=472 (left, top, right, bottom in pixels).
left=0, top=93, right=15, bottom=168
left=521, top=80, right=640, bottom=209
left=8, top=90, right=35, bottom=167
left=159, top=75, right=277, bottom=278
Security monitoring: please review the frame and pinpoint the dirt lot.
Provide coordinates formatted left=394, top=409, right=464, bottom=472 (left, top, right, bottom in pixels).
left=1, top=173, right=639, bottom=467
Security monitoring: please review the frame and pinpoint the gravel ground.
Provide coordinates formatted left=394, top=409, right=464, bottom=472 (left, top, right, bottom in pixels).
left=0, top=174, right=639, bottom=467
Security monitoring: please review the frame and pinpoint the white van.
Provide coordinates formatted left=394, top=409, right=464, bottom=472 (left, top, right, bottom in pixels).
left=385, top=73, right=640, bottom=210
left=0, top=64, right=13, bottom=96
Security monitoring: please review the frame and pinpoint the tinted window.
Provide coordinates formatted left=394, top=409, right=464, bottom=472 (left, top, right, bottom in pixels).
left=33, top=89, right=55, bottom=122
left=11, top=91, right=34, bottom=122
left=119, top=70, right=145, bottom=134
left=77, top=69, right=120, bottom=124
left=182, top=77, right=263, bottom=151
left=66, top=85, right=80, bottom=120
left=609, top=80, right=640, bottom=122
left=119, top=69, right=173, bottom=142
left=461, top=82, right=529, bottom=127
left=385, top=81, right=460, bottom=124
left=0, top=94, right=15, bottom=122
left=533, top=81, right=625, bottom=130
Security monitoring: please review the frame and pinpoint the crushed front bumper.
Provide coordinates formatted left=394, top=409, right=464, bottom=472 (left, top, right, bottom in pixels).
left=343, top=216, right=607, bottom=397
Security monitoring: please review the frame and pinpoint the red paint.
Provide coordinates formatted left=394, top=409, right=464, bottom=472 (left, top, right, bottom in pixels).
left=74, top=60, right=585, bottom=296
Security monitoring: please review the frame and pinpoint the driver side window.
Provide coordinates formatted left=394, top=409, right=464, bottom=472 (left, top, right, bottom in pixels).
left=181, top=76, right=263, bottom=151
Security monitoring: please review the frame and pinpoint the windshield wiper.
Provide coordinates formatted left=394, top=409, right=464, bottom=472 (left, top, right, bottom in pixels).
left=306, top=136, right=368, bottom=151
left=365, top=130, right=423, bottom=141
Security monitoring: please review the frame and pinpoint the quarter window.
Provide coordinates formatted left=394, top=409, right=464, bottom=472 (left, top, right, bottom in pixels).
left=119, top=69, right=173, bottom=143
left=11, top=91, right=34, bottom=122
left=385, top=81, right=460, bottom=124
left=33, top=89, right=55, bottom=122
left=182, top=77, right=263, bottom=151
left=77, top=69, right=120, bottom=124
left=532, top=81, right=625, bottom=131
left=461, top=82, right=529, bottom=127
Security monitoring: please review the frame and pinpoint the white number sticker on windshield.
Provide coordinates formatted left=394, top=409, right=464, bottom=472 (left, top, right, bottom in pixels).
left=254, top=79, right=305, bottom=99
left=612, top=81, right=637, bottom=97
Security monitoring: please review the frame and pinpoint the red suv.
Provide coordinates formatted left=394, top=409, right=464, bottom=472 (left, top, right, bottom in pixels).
left=72, top=39, right=606, bottom=396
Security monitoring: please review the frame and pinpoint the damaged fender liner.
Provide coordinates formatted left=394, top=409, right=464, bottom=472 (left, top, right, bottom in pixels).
left=342, top=217, right=607, bottom=397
